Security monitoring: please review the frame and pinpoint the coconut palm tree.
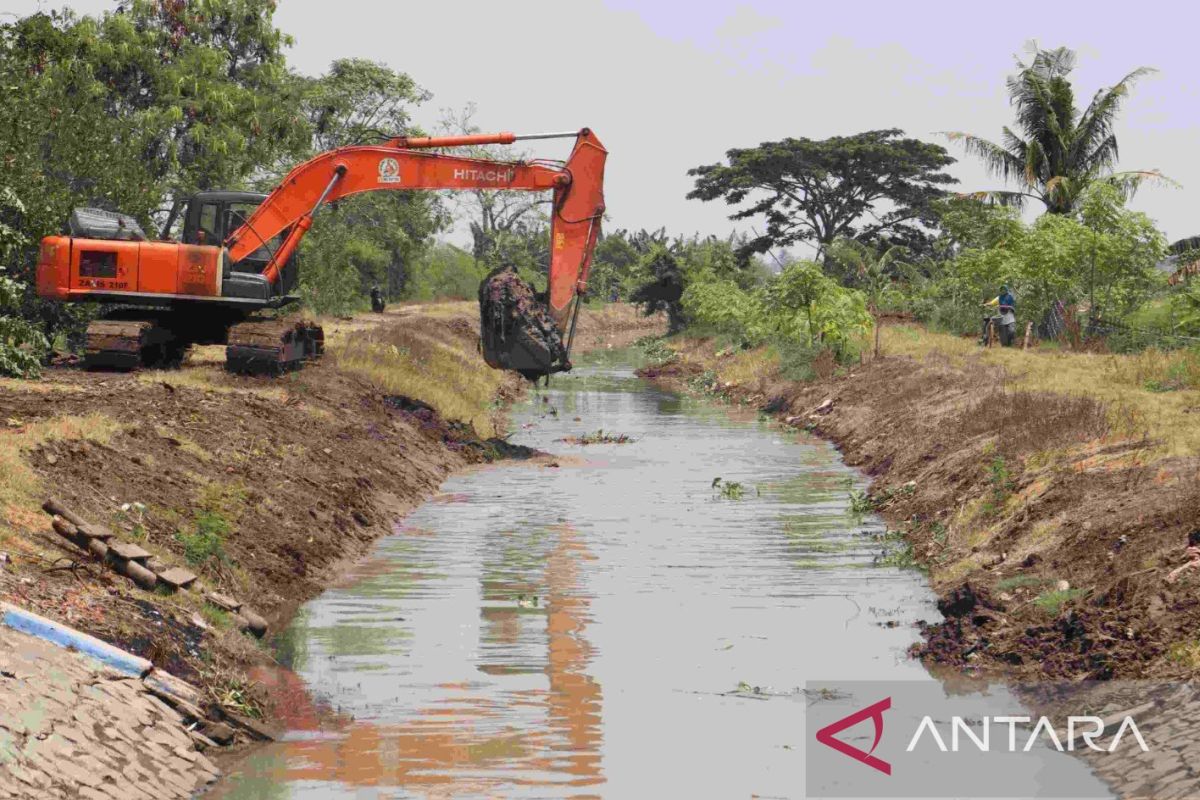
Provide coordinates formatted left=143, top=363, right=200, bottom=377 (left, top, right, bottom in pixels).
left=945, top=45, right=1171, bottom=214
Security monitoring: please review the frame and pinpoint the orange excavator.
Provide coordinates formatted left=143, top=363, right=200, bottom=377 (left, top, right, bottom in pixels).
left=36, top=129, right=607, bottom=378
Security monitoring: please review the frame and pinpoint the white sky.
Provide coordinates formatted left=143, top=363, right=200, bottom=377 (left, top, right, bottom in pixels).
left=9, top=0, right=1199, bottom=248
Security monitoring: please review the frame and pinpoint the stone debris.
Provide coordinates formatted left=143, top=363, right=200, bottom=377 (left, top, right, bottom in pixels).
left=42, top=499, right=268, bottom=638
left=0, top=626, right=220, bottom=799
left=203, top=592, right=241, bottom=613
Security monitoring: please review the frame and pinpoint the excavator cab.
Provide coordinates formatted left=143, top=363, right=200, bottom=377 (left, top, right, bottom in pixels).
left=173, top=192, right=300, bottom=304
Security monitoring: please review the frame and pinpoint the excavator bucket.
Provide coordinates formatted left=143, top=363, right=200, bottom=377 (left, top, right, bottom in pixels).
left=478, top=268, right=570, bottom=381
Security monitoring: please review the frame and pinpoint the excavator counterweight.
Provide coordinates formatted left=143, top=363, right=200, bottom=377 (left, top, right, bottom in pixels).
left=36, top=128, right=606, bottom=380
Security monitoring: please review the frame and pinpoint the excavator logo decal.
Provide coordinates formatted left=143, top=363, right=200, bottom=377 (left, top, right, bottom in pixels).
left=453, top=168, right=516, bottom=183
left=377, top=158, right=402, bottom=184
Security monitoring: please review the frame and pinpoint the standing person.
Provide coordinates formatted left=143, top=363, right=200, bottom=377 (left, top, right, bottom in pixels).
left=980, top=284, right=1016, bottom=346
left=370, top=285, right=386, bottom=313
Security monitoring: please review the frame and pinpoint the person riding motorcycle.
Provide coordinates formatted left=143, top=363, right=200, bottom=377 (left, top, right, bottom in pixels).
left=980, top=284, right=1016, bottom=346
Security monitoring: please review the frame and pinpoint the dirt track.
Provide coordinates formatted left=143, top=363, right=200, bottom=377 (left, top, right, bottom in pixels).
left=642, top=333, right=1200, bottom=682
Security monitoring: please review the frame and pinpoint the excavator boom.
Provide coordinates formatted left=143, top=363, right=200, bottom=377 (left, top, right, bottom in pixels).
left=227, top=129, right=607, bottom=328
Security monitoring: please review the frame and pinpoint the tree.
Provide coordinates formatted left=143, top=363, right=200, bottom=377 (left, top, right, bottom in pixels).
left=437, top=104, right=548, bottom=263
left=100, top=0, right=311, bottom=198
left=826, top=238, right=909, bottom=356
left=687, top=130, right=957, bottom=258
left=915, top=188, right=1164, bottom=335
left=944, top=45, right=1170, bottom=214
left=588, top=230, right=641, bottom=300
left=764, top=261, right=871, bottom=356
left=0, top=3, right=311, bottom=339
left=629, top=246, right=686, bottom=333
left=0, top=189, right=47, bottom=377
left=295, top=59, right=439, bottom=303
left=306, top=58, right=430, bottom=151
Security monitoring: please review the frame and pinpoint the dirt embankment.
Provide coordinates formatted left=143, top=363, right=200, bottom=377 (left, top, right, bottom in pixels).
left=641, top=331, right=1200, bottom=682
left=0, top=302, right=663, bottom=737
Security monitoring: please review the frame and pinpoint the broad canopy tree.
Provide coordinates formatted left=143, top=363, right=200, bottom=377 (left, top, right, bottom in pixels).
left=687, top=129, right=957, bottom=258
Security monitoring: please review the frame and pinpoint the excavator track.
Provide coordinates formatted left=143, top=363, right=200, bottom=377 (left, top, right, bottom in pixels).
left=83, top=320, right=180, bottom=371
left=225, top=319, right=324, bottom=376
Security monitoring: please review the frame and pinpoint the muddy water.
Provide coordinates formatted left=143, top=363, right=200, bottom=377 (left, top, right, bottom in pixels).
left=213, top=353, right=1108, bottom=799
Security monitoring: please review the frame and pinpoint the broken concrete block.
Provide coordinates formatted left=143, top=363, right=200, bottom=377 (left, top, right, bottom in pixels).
left=203, top=592, right=241, bottom=613
left=106, top=541, right=152, bottom=562
left=153, top=567, right=197, bottom=590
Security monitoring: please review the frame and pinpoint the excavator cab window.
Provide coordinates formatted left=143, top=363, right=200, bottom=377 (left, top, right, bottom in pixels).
left=196, top=203, right=219, bottom=246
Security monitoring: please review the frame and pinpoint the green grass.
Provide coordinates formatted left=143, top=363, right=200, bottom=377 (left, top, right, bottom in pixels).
left=848, top=489, right=874, bottom=515
left=560, top=429, right=634, bottom=445
left=712, top=477, right=751, bottom=500
left=1167, top=640, right=1200, bottom=669
left=200, top=604, right=233, bottom=630
left=1033, top=588, right=1086, bottom=615
left=876, top=539, right=922, bottom=570
left=639, top=337, right=677, bottom=366
left=996, top=574, right=1053, bottom=592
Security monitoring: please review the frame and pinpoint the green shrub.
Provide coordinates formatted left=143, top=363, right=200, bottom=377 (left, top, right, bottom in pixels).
left=178, top=510, right=230, bottom=566
left=682, top=260, right=870, bottom=364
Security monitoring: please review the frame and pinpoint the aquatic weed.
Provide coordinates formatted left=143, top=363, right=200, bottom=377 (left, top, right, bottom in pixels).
left=712, top=477, right=754, bottom=500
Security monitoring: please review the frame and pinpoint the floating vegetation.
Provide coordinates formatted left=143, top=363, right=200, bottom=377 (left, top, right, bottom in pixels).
left=712, top=476, right=755, bottom=500
left=558, top=429, right=635, bottom=445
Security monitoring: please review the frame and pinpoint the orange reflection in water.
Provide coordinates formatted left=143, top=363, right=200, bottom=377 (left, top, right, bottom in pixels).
left=264, top=523, right=604, bottom=797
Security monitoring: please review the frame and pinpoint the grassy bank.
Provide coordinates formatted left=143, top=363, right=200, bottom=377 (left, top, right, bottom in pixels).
left=642, top=324, right=1200, bottom=681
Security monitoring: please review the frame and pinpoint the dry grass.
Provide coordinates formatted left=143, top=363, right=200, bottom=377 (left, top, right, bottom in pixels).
left=952, top=390, right=1112, bottom=459
left=0, top=413, right=124, bottom=536
left=881, top=325, right=1200, bottom=456
left=318, top=302, right=472, bottom=342
left=721, top=345, right=782, bottom=387
left=0, top=377, right=87, bottom=395
left=137, top=365, right=289, bottom=402
left=331, top=315, right=508, bottom=438
left=153, top=425, right=213, bottom=463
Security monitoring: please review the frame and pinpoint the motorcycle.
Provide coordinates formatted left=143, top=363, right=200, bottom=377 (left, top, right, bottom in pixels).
left=981, top=305, right=1016, bottom=347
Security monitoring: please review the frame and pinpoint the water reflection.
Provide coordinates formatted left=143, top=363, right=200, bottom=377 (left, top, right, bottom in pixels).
left=212, top=354, right=939, bottom=799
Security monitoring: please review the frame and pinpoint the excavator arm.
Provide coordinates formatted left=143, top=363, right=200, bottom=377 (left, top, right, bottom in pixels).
left=226, top=129, right=607, bottom=329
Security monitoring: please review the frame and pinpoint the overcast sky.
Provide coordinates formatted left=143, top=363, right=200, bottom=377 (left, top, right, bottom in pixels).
left=10, top=0, right=1199, bottom=247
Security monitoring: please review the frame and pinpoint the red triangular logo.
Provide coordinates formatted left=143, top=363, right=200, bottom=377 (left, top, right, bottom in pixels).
left=815, top=697, right=892, bottom=775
